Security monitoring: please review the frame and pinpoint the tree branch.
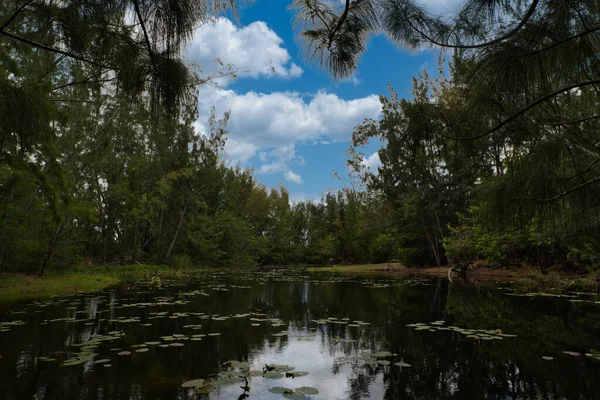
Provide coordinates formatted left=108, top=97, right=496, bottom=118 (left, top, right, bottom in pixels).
left=542, top=175, right=600, bottom=202
left=536, top=114, right=600, bottom=126
left=0, top=29, right=110, bottom=69
left=559, top=157, right=600, bottom=182
left=403, top=0, right=539, bottom=50
left=328, top=0, right=351, bottom=51
left=517, top=26, right=600, bottom=58
left=52, top=77, right=118, bottom=91
left=132, top=0, right=157, bottom=72
left=439, top=80, right=600, bottom=141
left=0, top=0, right=35, bottom=30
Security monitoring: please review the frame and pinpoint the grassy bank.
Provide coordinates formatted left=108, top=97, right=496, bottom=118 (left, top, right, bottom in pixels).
left=0, top=273, right=121, bottom=303
left=307, top=263, right=407, bottom=273
left=0, top=264, right=179, bottom=303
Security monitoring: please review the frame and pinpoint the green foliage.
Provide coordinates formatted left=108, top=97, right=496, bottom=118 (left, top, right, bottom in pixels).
left=369, top=234, right=397, bottom=264
left=568, top=240, right=600, bottom=274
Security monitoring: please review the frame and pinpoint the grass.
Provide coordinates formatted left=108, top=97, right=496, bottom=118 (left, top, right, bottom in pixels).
left=307, top=263, right=406, bottom=273
left=514, top=271, right=598, bottom=293
left=0, top=264, right=180, bottom=303
left=79, top=264, right=175, bottom=279
left=0, top=273, right=121, bottom=303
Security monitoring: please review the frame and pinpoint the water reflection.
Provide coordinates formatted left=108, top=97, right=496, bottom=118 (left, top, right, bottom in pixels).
left=0, top=272, right=599, bottom=399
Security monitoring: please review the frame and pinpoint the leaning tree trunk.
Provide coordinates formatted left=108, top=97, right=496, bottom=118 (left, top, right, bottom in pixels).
left=164, top=197, right=189, bottom=262
left=421, top=217, right=441, bottom=267
left=40, top=220, right=65, bottom=277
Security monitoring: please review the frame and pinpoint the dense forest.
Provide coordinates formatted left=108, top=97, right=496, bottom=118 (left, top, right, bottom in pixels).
left=1, top=0, right=599, bottom=275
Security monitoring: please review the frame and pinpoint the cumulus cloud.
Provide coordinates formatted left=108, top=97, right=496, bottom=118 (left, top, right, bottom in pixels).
left=187, top=17, right=383, bottom=181
left=361, top=151, right=382, bottom=172
left=185, top=17, right=302, bottom=85
left=284, top=171, right=303, bottom=185
left=197, top=88, right=382, bottom=171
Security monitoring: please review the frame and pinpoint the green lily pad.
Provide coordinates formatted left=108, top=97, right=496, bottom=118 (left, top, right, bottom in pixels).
left=395, top=362, right=411, bottom=367
left=182, top=379, right=206, bottom=388
left=263, top=371, right=284, bottom=379
left=136, top=348, right=149, bottom=353
left=542, top=356, right=554, bottom=360
left=296, top=386, right=319, bottom=395
left=193, top=384, right=216, bottom=394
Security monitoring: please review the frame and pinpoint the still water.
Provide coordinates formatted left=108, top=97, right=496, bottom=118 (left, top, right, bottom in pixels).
left=1, top=271, right=600, bottom=400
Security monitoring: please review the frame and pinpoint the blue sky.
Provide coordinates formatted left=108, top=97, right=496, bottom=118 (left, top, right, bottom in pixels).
left=185, top=0, right=463, bottom=201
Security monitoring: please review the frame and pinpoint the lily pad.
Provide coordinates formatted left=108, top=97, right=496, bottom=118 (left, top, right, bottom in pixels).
left=118, top=351, right=131, bottom=356
left=542, top=356, right=554, bottom=360
left=395, top=362, right=411, bottom=367
left=181, top=379, right=206, bottom=388
left=193, top=383, right=216, bottom=394
left=296, top=386, right=319, bottom=395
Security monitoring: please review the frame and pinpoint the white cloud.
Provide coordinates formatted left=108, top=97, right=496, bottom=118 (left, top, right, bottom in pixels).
left=284, top=171, right=303, bottom=184
left=361, top=151, right=382, bottom=172
left=187, top=17, right=383, bottom=182
left=198, top=87, right=382, bottom=172
left=185, top=17, right=302, bottom=85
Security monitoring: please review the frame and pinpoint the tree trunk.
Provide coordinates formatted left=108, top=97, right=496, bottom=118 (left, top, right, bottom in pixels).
left=422, top=217, right=441, bottom=267
left=40, top=220, right=65, bottom=276
left=433, top=209, right=451, bottom=265
left=164, top=197, right=189, bottom=261
left=132, top=219, right=139, bottom=264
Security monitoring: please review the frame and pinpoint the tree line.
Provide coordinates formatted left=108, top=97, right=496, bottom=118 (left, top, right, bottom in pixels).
left=1, top=0, right=598, bottom=274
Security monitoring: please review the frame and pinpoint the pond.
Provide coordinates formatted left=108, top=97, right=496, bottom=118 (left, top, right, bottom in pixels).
left=1, top=270, right=600, bottom=399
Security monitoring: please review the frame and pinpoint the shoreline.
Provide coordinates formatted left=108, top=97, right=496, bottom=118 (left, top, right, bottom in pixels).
left=1, top=263, right=597, bottom=304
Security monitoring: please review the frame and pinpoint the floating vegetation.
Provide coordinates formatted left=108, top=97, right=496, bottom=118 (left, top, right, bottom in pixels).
left=584, top=350, right=600, bottom=361
left=0, top=320, right=26, bottom=332
left=296, top=386, right=319, bottom=395
left=406, top=321, right=513, bottom=340
left=268, top=386, right=316, bottom=400
left=563, top=351, right=581, bottom=356
left=542, top=356, right=554, bottom=361
left=181, top=379, right=206, bottom=388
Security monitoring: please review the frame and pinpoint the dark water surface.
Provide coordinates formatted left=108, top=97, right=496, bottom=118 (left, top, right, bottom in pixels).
left=1, top=271, right=600, bottom=400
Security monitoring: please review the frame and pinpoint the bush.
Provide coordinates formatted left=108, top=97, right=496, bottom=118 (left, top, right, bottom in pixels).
left=369, top=234, right=398, bottom=263
left=170, top=254, right=192, bottom=270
